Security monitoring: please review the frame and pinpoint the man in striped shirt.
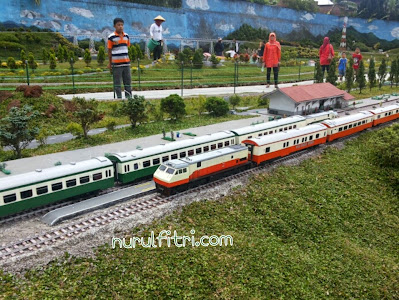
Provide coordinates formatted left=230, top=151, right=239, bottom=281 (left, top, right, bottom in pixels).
left=108, top=18, right=132, bottom=99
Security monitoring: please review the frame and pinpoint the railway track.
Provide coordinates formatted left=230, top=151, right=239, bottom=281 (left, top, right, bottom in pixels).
left=1, top=112, right=398, bottom=262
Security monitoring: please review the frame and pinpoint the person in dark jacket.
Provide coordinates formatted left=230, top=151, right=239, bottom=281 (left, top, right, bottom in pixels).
left=214, top=38, right=224, bottom=56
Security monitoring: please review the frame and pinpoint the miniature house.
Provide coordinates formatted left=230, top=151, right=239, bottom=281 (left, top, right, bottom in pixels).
left=266, top=83, right=355, bottom=116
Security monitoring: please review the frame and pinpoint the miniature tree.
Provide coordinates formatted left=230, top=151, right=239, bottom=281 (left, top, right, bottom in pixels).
left=210, top=54, right=220, bottom=68
left=68, top=50, right=76, bottom=66
left=314, top=61, right=323, bottom=83
left=120, top=95, right=147, bottom=128
left=395, top=57, right=399, bottom=87
left=128, top=45, right=137, bottom=63
left=42, top=48, right=49, bottom=65
left=389, top=59, right=397, bottom=88
left=57, top=44, right=64, bottom=63
left=326, top=58, right=338, bottom=86
left=378, top=58, right=387, bottom=89
left=368, top=57, right=377, bottom=91
left=7, top=57, right=16, bottom=71
left=63, top=45, right=69, bottom=62
left=135, top=44, right=144, bottom=60
left=161, top=94, right=186, bottom=121
left=84, top=48, right=92, bottom=67
left=97, top=46, right=106, bottom=66
left=357, top=60, right=366, bottom=93
left=20, top=49, right=27, bottom=68
left=229, top=94, right=241, bottom=109
left=345, top=58, right=354, bottom=93
left=28, top=52, right=37, bottom=72
left=192, top=49, right=204, bottom=69
left=0, top=105, right=39, bottom=158
left=205, top=97, right=229, bottom=116
left=49, top=53, right=57, bottom=70
left=72, top=97, right=104, bottom=139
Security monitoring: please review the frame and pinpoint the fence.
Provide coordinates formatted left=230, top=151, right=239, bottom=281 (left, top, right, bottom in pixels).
left=0, top=58, right=316, bottom=96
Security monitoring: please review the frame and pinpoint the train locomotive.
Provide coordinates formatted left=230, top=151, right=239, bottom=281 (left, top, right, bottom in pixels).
left=1, top=106, right=398, bottom=217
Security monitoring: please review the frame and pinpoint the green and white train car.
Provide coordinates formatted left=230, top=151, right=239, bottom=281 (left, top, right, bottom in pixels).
left=0, top=157, right=114, bottom=217
left=107, top=131, right=236, bottom=184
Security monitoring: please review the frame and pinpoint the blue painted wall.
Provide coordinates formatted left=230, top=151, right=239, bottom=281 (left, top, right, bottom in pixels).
left=1, top=0, right=399, bottom=42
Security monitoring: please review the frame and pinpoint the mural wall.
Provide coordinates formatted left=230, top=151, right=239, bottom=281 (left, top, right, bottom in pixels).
left=1, top=0, right=399, bottom=42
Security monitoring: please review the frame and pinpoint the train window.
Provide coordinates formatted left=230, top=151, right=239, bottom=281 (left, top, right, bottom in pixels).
left=258, top=133, right=262, bottom=136
left=37, top=186, right=48, bottom=195
left=52, top=182, right=63, bottom=191
left=218, top=143, right=223, bottom=148
left=178, top=169, right=183, bottom=174
left=134, top=163, right=139, bottom=170
left=231, top=139, right=234, bottom=144
left=153, top=158, right=160, bottom=165
left=93, top=173, right=103, bottom=181
left=171, top=154, right=178, bottom=159
left=358, top=122, right=361, bottom=126
left=196, top=148, right=202, bottom=154
left=143, top=160, right=151, bottom=167
left=188, top=150, right=194, bottom=155
left=362, top=120, right=366, bottom=124
left=302, top=138, right=305, bottom=142
left=204, top=146, right=209, bottom=152
left=284, top=127, right=287, bottom=131
left=211, top=144, right=216, bottom=150
left=166, top=168, right=175, bottom=175
left=339, top=127, right=343, bottom=132
left=159, top=165, right=167, bottom=171
left=396, top=110, right=399, bottom=113
left=66, top=179, right=77, bottom=187
left=247, top=136, right=252, bottom=139
left=289, top=126, right=292, bottom=130
left=80, top=176, right=90, bottom=184
left=309, top=135, right=313, bottom=141
left=265, top=147, right=270, bottom=153
left=197, top=162, right=202, bottom=168
left=162, top=156, right=169, bottom=162
left=293, top=125, right=297, bottom=128
left=279, top=128, right=283, bottom=132
left=377, top=115, right=381, bottom=119
left=20, top=190, right=33, bottom=199
left=344, top=126, right=348, bottom=130
left=385, top=113, right=388, bottom=116
left=224, top=141, right=229, bottom=146
left=124, top=165, right=127, bottom=172
left=240, top=157, right=246, bottom=161
left=231, top=155, right=234, bottom=159
left=286, top=142, right=289, bottom=147
left=349, top=124, right=352, bottom=129
left=283, top=142, right=286, bottom=148
left=264, top=132, right=268, bottom=135
left=294, top=140, right=296, bottom=145
left=316, top=134, right=320, bottom=138
left=183, top=168, right=187, bottom=173
left=269, top=131, right=273, bottom=134
left=3, top=194, right=16, bottom=203
left=180, top=152, right=186, bottom=158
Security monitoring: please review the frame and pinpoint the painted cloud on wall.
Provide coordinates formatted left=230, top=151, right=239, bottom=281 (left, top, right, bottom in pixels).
left=69, top=7, right=94, bottom=19
left=20, top=10, right=43, bottom=19
left=216, top=22, right=234, bottom=32
left=368, top=25, right=378, bottom=31
left=186, top=0, right=209, bottom=10
left=391, top=27, right=399, bottom=38
left=246, top=6, right=256, bottom=15
left=49, top=13, right=72, bottom=22
left=301, top=13, right=314, bottom=21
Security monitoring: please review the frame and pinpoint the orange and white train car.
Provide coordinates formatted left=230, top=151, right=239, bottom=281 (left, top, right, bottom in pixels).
left=153, top=145, right=250, bottom=195
left=368, top=104, right=399, bottom=126
left=243, top=124, right=328, bottom=165
left=321, top=111, right=374, bottom=142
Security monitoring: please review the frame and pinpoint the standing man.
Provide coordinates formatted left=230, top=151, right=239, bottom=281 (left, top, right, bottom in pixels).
left=352, top=47, right=363, bottom=77
left=107, top=18, right=131, bottom=99
left=232, top=38, right=240, bottom=55
left=214, top=38, right=224, bottom=56
left=150, top=15, right=165, bottom=63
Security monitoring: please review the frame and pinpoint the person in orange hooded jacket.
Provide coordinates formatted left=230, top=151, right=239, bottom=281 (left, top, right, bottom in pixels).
left=263, top=32, right=281, bottom=88
left=319, top=37, right=334, bottom=78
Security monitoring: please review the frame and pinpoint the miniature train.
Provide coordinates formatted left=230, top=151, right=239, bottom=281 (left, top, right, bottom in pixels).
left=1, top=106, right=398, bottom=217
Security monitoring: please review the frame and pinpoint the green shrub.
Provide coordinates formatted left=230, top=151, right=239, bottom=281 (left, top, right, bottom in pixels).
left=229, top=94, right=241, bottom=109
left=105, top=120, right=117, bottom=131
left=205, top=97, right=229, bottom=116
left=258, top=96, right=269, bottom=107
left=7, top=57, right=16, bottom=70
left=66, top=122, right=83, bottom=137
left=161, top=94, right=186, bottom=121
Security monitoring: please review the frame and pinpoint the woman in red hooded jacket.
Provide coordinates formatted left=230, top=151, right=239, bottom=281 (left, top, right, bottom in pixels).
left=263, top=32, right=281, bottom=88
left=319, top=37, right=334, bottom=78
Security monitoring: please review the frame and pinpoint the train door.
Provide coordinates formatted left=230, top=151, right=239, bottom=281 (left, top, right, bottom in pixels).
left=245, top=143, right=254, bottom=161
left=112, top=161, right=119, bottom=182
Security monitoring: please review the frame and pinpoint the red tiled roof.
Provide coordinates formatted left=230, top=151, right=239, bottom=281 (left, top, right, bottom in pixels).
left=275, top=83, right=355, bottom=103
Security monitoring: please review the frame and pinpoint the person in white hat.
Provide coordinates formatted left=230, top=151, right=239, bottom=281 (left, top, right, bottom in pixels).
left=150, top=15, right=165, bottom=62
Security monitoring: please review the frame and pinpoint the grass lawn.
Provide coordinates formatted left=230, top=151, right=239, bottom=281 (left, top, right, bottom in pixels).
left=0, top=124, right=398, bottom=298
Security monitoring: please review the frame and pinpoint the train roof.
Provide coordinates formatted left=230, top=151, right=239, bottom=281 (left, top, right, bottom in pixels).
left=304, top=110, right=337, bottom=120
left=163, top=145, right=247, bottom=169
left=107, top=131, right=235, bottom=163
left=368, top=104, right=399, bottom=114
left=243, top=123, right=327, bottom=147
left=0, top=157, right=112, bottom=192
left=230, top=115, right=305, bottom=136
left=322, top=111, right=374, bottom=128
